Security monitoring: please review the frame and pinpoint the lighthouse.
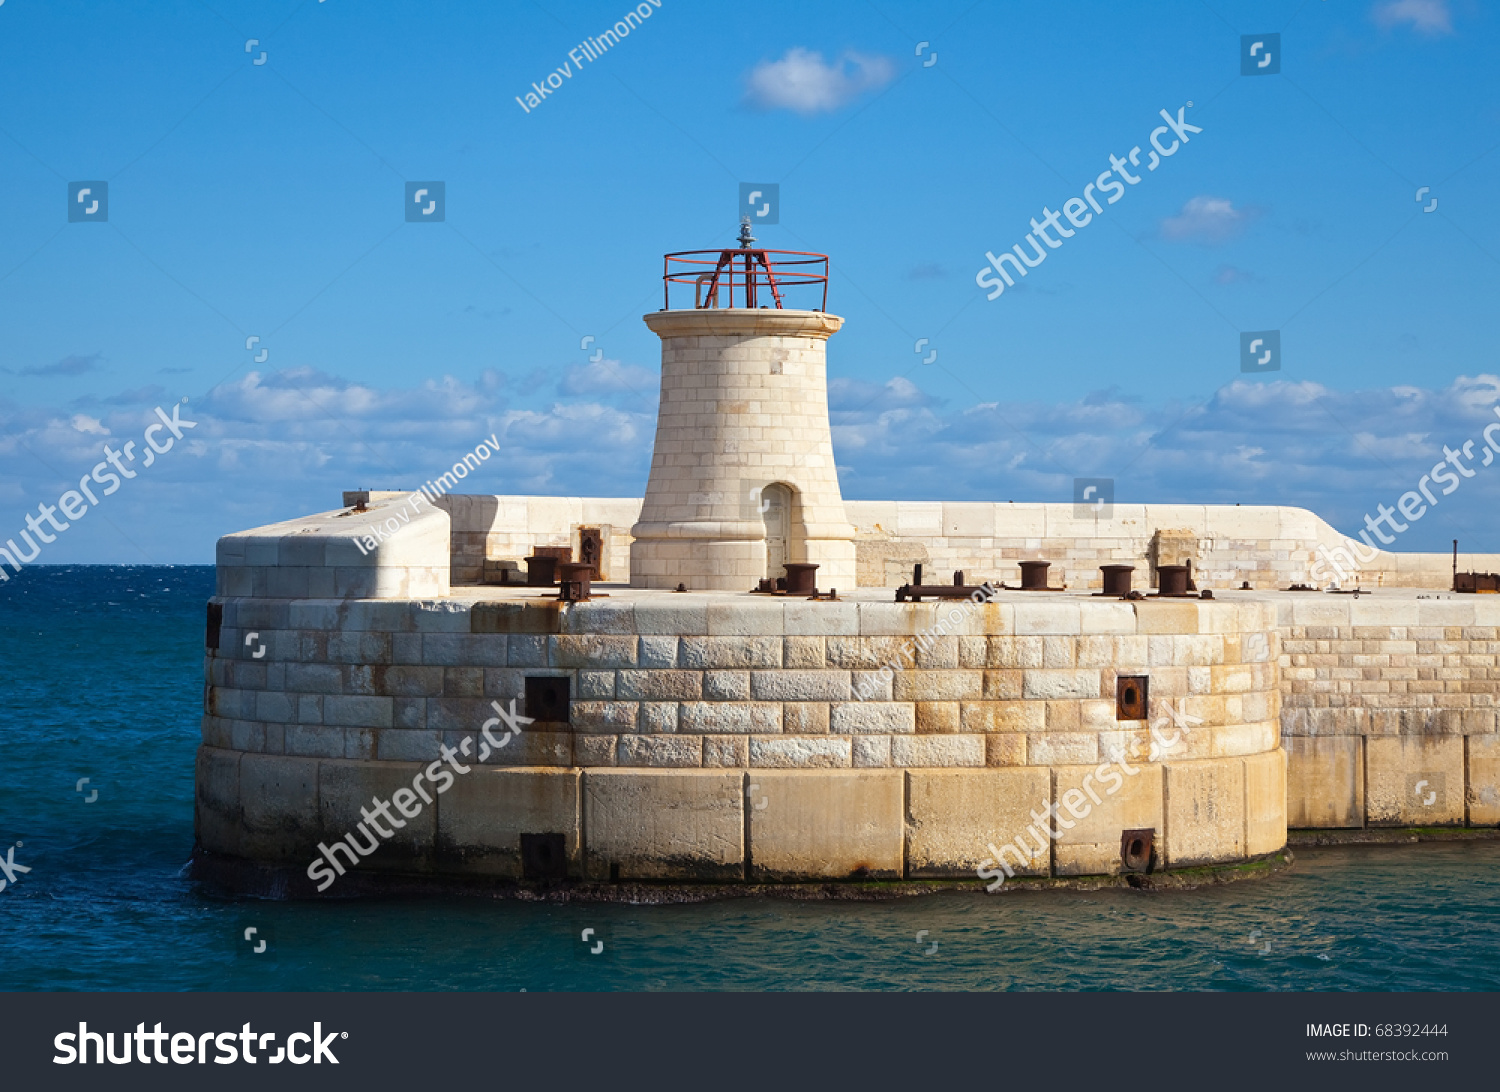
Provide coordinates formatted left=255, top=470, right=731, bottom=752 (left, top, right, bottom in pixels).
left=629, top=222, right=857, bottom=591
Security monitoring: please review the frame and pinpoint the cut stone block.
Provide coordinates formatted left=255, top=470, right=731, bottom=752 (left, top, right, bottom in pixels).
left=1469, top=735, right=1500, bottom=826
left=195, top=745, right=242, bottom=857
left=748, top=769, right=903, bottom=881
left=748, top=736, right=851, bottom=768
left=1163, top=758, right=1245, bottom=868
left=890, top=734, right=984, bottom=767
left=239, top=753, right=320, bottom=859
left=617, top=734, right=703, bottom=767
left=1366, top=735, right=1464, bottom=827
left=829, top=702, right=914, bottom=735
left=906, top=768, right=1050, bottom=879
left=1244, top=748, right=1287, bottom=854
left=582, top=769, right=743, bottom=881
left=1052, top=762, right=1164, bottom=877
left=317, top=758, right=437, bottom=867
left=436, top=767, right=579, bottom=877
left=1285, top=736, right=1363, bottom=829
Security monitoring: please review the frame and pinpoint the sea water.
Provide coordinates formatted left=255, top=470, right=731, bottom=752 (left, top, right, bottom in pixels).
left=2, top=566, right=1497, bottom=992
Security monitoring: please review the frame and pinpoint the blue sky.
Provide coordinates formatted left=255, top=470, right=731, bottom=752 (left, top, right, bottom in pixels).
left=1, top=0, right=1497, bottom=564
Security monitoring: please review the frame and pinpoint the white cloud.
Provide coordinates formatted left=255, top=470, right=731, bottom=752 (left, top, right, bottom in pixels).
left=1372, top=0, right=1454, bottom=35
left=742, top=48, right=896, bottom=115
left=0, top=364, right=661, bottom=560
left=557, top=358, right=659, bottom=398
left=826, top=372, right=1500, bottom=549
left=203, top=369, right=488, bottom=428
left=1448, top=373, right=1500, bottom=413
left=9, top=366, right=1500, bottom=559
left=829, top=375, right=940, bottom=418
left=501, top=401, right=644, bottom=448
left=1351, top=431, right=1433, bottom=459
left=1160, top=196, right=1259, bottom=245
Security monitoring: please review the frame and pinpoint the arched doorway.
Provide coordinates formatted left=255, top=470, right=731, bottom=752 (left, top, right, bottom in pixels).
left=761, top=483, right=792, bottom=581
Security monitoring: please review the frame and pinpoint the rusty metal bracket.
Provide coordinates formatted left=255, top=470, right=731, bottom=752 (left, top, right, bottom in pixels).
left=1116, top=675, right=1149, bottom=721
left=895, top=564, right=999, bottom=602
left=1120, top=828, right=1155, bottom=873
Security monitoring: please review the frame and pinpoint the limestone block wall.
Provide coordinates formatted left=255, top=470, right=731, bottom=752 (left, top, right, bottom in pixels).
left=437, top=495, right=641, bottom=586
left=216, top=492, right=450, bottom=599
left=196, top=590, right=1286, bottom=883
left=201, top=594, right=1282, bottom=773
left=1277, top=595, right=1500, bottom=828
left=438, top=495, right=1494, bottom=592
left=843, top=501, right=1497, bottom=592
left=846, top=502, right=1321, bottom=590
left=1312, top=540, right=1500, bottom=590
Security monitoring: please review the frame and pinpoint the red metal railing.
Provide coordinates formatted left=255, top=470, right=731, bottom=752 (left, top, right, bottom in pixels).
left=663, top=246, right=829, bottom=311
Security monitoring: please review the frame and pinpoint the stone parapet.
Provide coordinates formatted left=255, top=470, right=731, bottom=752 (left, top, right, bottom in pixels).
left=216, top=492, right=450, bottom=599
left=438, top=494, right=1497, bottom=591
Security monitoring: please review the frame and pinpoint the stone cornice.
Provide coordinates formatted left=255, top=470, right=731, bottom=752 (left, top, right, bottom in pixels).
left=643, top=309, right=844, bottom=340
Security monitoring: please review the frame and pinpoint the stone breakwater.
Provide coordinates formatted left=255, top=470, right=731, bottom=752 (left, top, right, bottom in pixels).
left=197, top=588, right=1288, bottom=886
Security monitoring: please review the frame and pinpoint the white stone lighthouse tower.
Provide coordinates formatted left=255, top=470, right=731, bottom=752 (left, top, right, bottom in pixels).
left=629, top=223, right=857, bottom=591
